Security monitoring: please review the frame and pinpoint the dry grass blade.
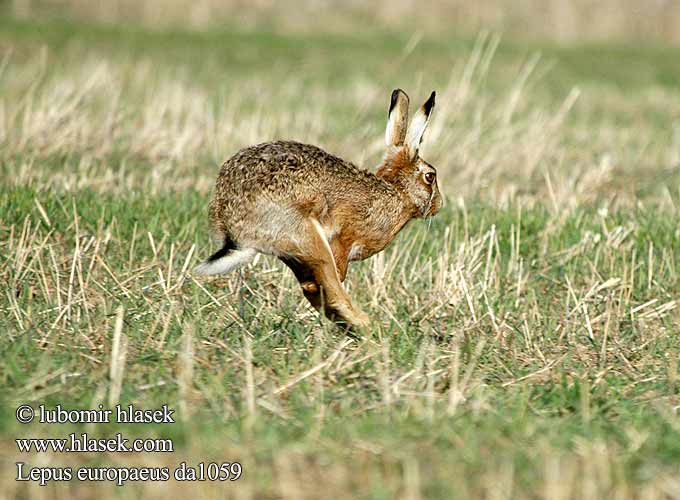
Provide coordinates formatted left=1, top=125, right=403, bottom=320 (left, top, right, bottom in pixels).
left=108, top=305, right=128, bottom=406
left=178, top=322, right=194, bottom=421
left=272, top=338, right=353, bottom=395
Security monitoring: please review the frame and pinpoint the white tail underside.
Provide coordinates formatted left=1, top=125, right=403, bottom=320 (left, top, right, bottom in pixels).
left=193, top=248, right=257, bottom=276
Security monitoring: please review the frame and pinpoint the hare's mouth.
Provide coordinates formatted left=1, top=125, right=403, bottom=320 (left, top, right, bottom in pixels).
left=424, top=207, right=438, bottom=218
left=421, top=190, right=439, bottom=218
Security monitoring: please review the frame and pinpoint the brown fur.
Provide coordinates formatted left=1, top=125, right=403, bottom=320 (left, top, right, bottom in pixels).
left=197, top=90, right=441, bottom=328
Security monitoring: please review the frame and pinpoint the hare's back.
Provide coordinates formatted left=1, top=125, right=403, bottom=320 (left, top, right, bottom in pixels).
left=220, top=141, right=371, bottom=188
left=209, top=140, right=392, bottom=243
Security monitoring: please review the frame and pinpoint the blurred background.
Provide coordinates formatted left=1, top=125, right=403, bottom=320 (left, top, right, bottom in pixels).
left=8, top=0, right=680, bottom=44
left=2, top=0, right=679, bottom=207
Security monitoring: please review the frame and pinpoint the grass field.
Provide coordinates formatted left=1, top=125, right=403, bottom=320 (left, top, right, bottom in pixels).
left=1, top=10, right=680, bottom=500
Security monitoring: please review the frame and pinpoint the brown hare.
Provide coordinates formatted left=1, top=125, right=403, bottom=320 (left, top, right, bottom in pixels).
left=195, top=89, right=442, bottom=328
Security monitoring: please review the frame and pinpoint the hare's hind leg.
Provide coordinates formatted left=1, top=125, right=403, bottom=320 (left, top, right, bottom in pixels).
left=280, top=257, right=323, bottom=311
left=194, top=237, right=257, bottom=276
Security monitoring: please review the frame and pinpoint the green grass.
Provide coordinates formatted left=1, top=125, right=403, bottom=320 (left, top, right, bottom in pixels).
left=1, top=14, right=680, bottom=500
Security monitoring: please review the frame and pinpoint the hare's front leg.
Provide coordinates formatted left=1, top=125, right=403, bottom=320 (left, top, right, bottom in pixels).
left=329, top=239, right=350, bottom=282
left=307, top=220, right=368, bottom=327
left=280, top=221, right=368, bottom=328
left=282, top=257, right=368, bottom=328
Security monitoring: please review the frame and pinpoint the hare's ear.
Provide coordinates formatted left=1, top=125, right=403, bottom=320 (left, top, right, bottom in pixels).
left=405, top=91, right=435, bottom=159
left=385, top=89, right=410, bottom=147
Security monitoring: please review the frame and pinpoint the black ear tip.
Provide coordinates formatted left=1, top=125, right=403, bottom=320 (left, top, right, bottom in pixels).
left=389, top=89, right=400, bottom=115
left=389, top=88, right=407, bottom=115
left=424, top=91, right=436, bottom=114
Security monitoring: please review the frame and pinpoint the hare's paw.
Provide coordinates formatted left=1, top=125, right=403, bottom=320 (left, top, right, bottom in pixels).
left=349, top=308, right=370, bottom=328
left=328, top=302, right=369, bottom=329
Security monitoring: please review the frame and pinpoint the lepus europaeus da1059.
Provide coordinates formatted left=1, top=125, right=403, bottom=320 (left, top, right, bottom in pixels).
left=196, top=89, right=441, bottom=328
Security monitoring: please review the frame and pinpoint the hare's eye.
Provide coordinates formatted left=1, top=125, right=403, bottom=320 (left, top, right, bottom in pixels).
left=424, top=172, right=436, bottom=185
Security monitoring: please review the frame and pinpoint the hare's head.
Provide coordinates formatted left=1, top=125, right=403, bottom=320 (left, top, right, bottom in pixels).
left=376, top=89, right=442, bottom=218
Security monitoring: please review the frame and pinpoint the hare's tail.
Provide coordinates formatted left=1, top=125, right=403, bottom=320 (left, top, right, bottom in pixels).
left=194, top=237, right=257, bottom=276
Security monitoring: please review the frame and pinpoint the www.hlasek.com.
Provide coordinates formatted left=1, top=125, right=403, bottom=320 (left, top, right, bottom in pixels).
left=14, top=404, right=242, bottom=486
